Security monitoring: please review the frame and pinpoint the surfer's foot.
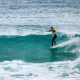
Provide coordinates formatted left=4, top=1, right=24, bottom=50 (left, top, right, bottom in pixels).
left=54, top=44, right=56, bottom=46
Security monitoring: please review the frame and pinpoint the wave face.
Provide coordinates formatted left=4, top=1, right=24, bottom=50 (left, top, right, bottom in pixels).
left=0, top=33, right=80, bottom=62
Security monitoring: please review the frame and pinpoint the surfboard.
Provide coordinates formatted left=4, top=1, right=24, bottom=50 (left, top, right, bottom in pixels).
left=50, top=38, right=77, bottom=49
left=50, top=45, right=58, bottom=49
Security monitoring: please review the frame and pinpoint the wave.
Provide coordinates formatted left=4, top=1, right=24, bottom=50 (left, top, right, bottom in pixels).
left=0, top=33, right=80, bottom=62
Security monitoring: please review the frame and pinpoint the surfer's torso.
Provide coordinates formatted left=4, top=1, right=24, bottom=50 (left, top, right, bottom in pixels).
left=51, top=29, right=57, bottom=35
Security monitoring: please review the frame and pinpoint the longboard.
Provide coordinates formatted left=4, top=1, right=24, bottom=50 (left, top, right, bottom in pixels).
left=50, top=45, right=59, bottom=49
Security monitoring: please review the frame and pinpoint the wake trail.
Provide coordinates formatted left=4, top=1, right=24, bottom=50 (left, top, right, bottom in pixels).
left=53, top=38, right=79, bottom=48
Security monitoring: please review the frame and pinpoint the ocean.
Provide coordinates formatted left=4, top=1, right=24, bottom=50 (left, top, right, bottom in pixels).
left=0, top=0, right=80, bottom=80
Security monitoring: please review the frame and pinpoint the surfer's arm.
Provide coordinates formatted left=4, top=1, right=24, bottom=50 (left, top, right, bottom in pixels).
left=47, top=29, right=52, bottom=32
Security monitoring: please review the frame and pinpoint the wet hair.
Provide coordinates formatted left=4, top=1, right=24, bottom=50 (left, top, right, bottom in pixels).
left=51, top=27, right=54, bottom=30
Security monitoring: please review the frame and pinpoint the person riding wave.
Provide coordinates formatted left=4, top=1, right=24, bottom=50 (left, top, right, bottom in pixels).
left=49, top=27, right=57, bottom=47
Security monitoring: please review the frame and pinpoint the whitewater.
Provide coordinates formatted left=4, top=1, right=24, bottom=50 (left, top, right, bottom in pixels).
left=0, top=0, right=80, bottom=80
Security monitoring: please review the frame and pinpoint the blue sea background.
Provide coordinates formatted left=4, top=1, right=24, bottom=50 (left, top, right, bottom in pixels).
left=0, top=0, right=80, bottom=80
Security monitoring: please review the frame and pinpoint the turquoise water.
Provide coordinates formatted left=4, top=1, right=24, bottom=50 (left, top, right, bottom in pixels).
left=0, top=33, right=79, bottom=62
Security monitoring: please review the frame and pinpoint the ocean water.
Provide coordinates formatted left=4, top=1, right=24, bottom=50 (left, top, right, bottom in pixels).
left=0, top=0, right=80, bottom=80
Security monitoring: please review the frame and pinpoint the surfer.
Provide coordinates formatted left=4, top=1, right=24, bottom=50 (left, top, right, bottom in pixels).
left=49, top=27, right=57, bottom=46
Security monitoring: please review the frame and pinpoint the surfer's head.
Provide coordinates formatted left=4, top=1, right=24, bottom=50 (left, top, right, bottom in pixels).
left=51, top=27, right=54, bottom=30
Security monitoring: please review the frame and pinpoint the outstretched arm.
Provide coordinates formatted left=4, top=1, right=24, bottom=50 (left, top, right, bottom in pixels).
left=47, top=29, right=52, bottom=32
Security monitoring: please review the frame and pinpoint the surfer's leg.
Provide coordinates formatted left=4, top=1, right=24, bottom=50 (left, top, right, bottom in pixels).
left=53, top=35, right=57, bottom=45
left=52, top=35, right=57, bottom=46
left=52, top=39, right=53, bottom=46
left=52, top=37, right=54, bottom=46
left=53, top=40, right=56, bottom=45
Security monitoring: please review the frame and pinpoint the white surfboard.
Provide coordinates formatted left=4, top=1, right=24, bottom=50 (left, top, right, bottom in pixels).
left=50, top=38, right=78, bottom=49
